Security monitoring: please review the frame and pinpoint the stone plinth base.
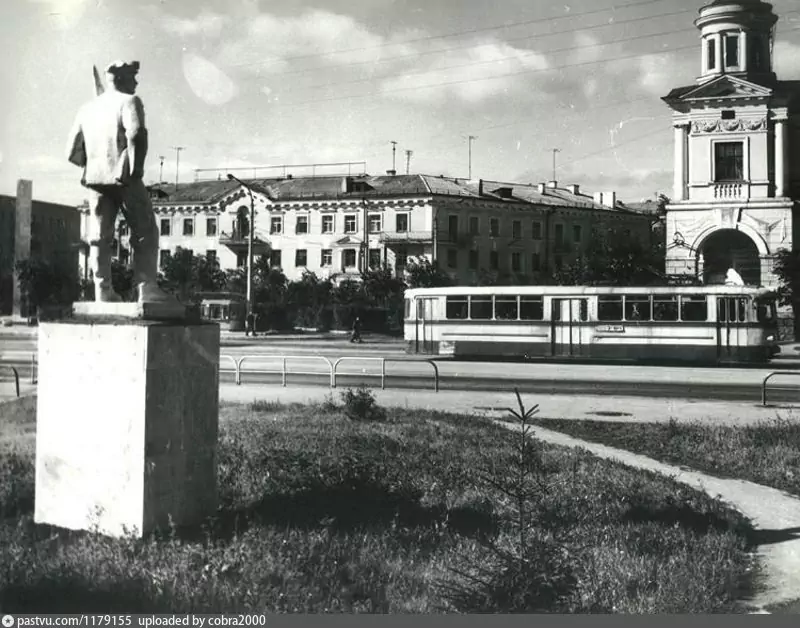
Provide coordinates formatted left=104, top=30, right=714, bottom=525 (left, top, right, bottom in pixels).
left=73, top=301, right=188, bottom=321
left=34, top=320, right=220, bottom=537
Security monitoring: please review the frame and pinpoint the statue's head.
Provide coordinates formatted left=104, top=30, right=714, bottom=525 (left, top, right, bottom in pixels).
left=105, top=60, right=140, bottom=95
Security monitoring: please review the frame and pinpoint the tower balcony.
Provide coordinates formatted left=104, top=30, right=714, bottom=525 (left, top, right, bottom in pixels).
left=713, top=182, right=745, bottom=199
left=218, top=230, right=270, bottom=254
left=378, top=231, right=434, bottom=245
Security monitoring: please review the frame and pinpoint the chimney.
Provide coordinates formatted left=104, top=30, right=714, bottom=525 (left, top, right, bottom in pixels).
left=547, top=180, right=558, bottom=189
left=342, top=176, right=354, bottom=193
left=478, top=179, right=484, bottom=196
left=286, top=174, right=293, bottom=179
left=386, top=169, right=397, bottom=176
left=566, top=184, right=580, bottom=195
left=537, top=183, right=547, bottom=193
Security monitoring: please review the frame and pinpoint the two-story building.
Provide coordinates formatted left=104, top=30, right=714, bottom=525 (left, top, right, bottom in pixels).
left=663, top=0, right=800, bottom=287
left=108, top=173, right=650, bottom=285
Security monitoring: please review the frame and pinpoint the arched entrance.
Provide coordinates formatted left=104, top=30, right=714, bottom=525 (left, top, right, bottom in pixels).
left=699, top=229, right=761, bottom=285
left=235, top=206, right=250, bottom=238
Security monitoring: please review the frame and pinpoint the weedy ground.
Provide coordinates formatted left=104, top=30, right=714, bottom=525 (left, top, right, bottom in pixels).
left=0, top=392, right=757, bottom=613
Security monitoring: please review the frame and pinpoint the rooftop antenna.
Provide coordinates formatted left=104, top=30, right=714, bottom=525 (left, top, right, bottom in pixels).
left=468, top=135, right=477, bottom=179
left=548, top=148, right=561, bottom=182
left=158, top=155, right=165, bottom=183
left=405, top=149, right=413, bottom=175
left=390, top=140, right=398, bottom=172
left=171, top=146, right=185, bottom=189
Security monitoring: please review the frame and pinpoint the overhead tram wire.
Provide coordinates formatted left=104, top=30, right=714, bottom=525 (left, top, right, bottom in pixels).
left=271, top=24, right=800, bottom=108
left=230, top=0, right=677, bottom=69
left=251, top=7, right=698, bottom=79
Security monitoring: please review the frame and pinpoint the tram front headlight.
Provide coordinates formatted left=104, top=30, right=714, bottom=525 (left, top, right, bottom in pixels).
left=766, top=335, right=775, bottom=342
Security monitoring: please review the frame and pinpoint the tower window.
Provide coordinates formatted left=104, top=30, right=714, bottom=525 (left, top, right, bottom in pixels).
left=714, top=142, right=744, bottom=181
left=721, top=110, right=736, bottom=120
left=725, top=34, right=740, bottom=68
left=707, top=38, right=716, bottom=71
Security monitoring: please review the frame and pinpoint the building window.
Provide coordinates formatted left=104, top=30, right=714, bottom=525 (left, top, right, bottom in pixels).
left=270, top=250, right=282, bottom=268
left=490, top=250, right=499, bottom=270
left=270, top=216, right=283, bottom=234
left=159, top=249, right=171, bottom=268
left=183, top=218, right=194, bottom=236
left=490, top=218, right=500, bottom=237
left=206, top=250, right=217, bottom=263
left=532, top=221, right=542, bottom=240
left=725, top=33, right=739, bottom=68
left=322, top=215, right=334, bottom=233
left=321, top=249, right=333, bottom=266
left=707, top=38, right=716, bottom=70
left=396, top=213, right=409, bottom=233
left=368, top=248, right=382, bottom=269
left=469, top=216, right=479, bottom=235
left=396, top=250, right=408, bottom=269
left=447, top=249, right=458, bottom=268
left=236, top=252, right=246, bottom=267
left=531, top=252, right=541, bottom=272
left=343, top=248, right=356, bottom=268
left=295, top=249, right=307, bottom=267
left=511, top=252, right=522, bottom=273
left=468, top=249, right=479, bottom=270
left=573, top=225, right=582, bottom=243
left=296, top=215, right=309, bottom=234
left=714, top=141, right=744, bottom=181
left=555, top=223, right=564, bottom=245
left=344, top=215, right=357, bottom=233
left=448, top=215, right=459, bottom=239
left=368, top=214, right=382, bottom=233
left=160, top=218, right=171, bottom=236
left=511, top=220, right=522, bottom=239
left=206, top=218, right=217, bottom=236
left=554, top=254, right=563, bottom=269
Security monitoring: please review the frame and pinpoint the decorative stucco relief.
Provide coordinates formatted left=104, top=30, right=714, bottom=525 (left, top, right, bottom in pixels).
left=690, top=118, right=767, bottom=133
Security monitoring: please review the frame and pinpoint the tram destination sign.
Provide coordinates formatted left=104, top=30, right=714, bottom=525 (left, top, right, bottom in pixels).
left=596, top=325, right=625, bottom=333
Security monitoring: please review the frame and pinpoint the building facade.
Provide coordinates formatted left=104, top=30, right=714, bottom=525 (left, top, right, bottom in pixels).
left=105, top=174, right=650, bottom=285
left=663, top=0, right=800, bottom=287
left=0, top=181, right=82, bottom=317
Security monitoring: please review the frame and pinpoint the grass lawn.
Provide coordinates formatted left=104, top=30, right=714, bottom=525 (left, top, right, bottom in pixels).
left=0, top=394, right=758, bottom=613
left=532, top=417, right=800, bottom=498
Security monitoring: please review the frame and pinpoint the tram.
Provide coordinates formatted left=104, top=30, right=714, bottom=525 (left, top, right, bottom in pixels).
left=196, top=292, right=247, bottom=331
left=403, top=285, right=780, bottom=364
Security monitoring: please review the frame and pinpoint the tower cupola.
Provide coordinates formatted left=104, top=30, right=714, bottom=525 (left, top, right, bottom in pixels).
left=695, top=0, right=778, bottom=84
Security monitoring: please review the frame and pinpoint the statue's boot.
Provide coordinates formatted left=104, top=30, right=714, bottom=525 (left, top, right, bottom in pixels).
left=95, top=280, right=122, bottom=303
left=138, top=281, right=180, bottom=304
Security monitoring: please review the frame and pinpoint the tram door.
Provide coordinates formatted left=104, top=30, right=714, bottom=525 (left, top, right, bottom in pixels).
left=551, top=298, right=589, bottom=357
left=716, top=297, right=748, bottom=361
left=415, top=298, right=436, bottom=354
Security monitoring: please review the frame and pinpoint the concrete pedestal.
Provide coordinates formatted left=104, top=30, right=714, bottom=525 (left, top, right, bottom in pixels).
left=34, top=319, right=220, bottom=537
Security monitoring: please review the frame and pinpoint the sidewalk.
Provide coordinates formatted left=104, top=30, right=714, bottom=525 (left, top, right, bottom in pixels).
left=220, top=383, right=800, bottom=613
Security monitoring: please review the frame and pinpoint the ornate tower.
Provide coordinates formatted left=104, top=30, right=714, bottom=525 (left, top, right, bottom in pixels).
left=663, top=0, right=800, bottom=287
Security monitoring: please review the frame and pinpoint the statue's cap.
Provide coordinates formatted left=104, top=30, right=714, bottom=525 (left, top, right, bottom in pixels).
left=105, top=60, right=140, bottom=76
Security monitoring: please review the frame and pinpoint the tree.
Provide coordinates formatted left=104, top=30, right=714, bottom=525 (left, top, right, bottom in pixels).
left=14, top=259, right=80, bottom=314
left=773, top=248, right=800, bottom=334
left=159, top=249, right=227, bottom=301
left=404, top=258, right=454, bottom=288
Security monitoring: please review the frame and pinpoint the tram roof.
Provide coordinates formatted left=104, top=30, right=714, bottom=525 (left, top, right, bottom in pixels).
left=404, top=285, right=776, bottom=297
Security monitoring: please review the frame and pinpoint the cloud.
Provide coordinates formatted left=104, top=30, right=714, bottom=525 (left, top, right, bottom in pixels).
left=774, top=41, right=800, bottom=78
left=160, top=11, right=230, bottom=39
left=28, top=0, right=92, bottom=30
left=182, top=53, right=238, bottom=106
left=380, top=39, right=549, bottom=105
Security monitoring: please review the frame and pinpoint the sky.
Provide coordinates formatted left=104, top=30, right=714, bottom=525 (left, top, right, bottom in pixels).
left=2, top=0, right=800, bottom=207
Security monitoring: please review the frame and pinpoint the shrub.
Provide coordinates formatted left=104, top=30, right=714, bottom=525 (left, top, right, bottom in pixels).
left=341, top=387, right=386, bottom=422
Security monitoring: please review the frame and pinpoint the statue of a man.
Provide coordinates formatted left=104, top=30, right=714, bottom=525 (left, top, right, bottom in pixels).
left=67, top=60, right=174, bottom=304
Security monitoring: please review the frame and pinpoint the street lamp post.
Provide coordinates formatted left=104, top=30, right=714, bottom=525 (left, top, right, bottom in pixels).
left=227, top=174, right=255, bottom=325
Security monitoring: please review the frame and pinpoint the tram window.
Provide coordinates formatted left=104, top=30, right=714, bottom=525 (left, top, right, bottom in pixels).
left=470, top=296, right=493, bottom=320
left=625, top=295, right=651, bottom=321
left=653, top=296, right=679, bottom=321
left=495, top=297, right=519, bottom=320
left=404, top=299, right=410, bottom=319
left=598, top=296, right=624, bottom=322
left=717, top=297, right=747, bottom=323
left=445, top=296, right=469, bottom=320
left=520, top=296, right=544, bottom=320
left=681, top=295, right=708, bottom=322
left=756, top=299, right=777, bottom=322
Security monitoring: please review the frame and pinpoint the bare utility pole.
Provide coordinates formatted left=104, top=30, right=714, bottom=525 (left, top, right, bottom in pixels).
left=405, top=150, right=413, bottom=175
left=390, top=141, right=398, bottom=172
left=549, top=148, right=561, bottom=182
left=468, top=135, right=477, bottom=179
left=172, top=146, right=185, bottom=189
